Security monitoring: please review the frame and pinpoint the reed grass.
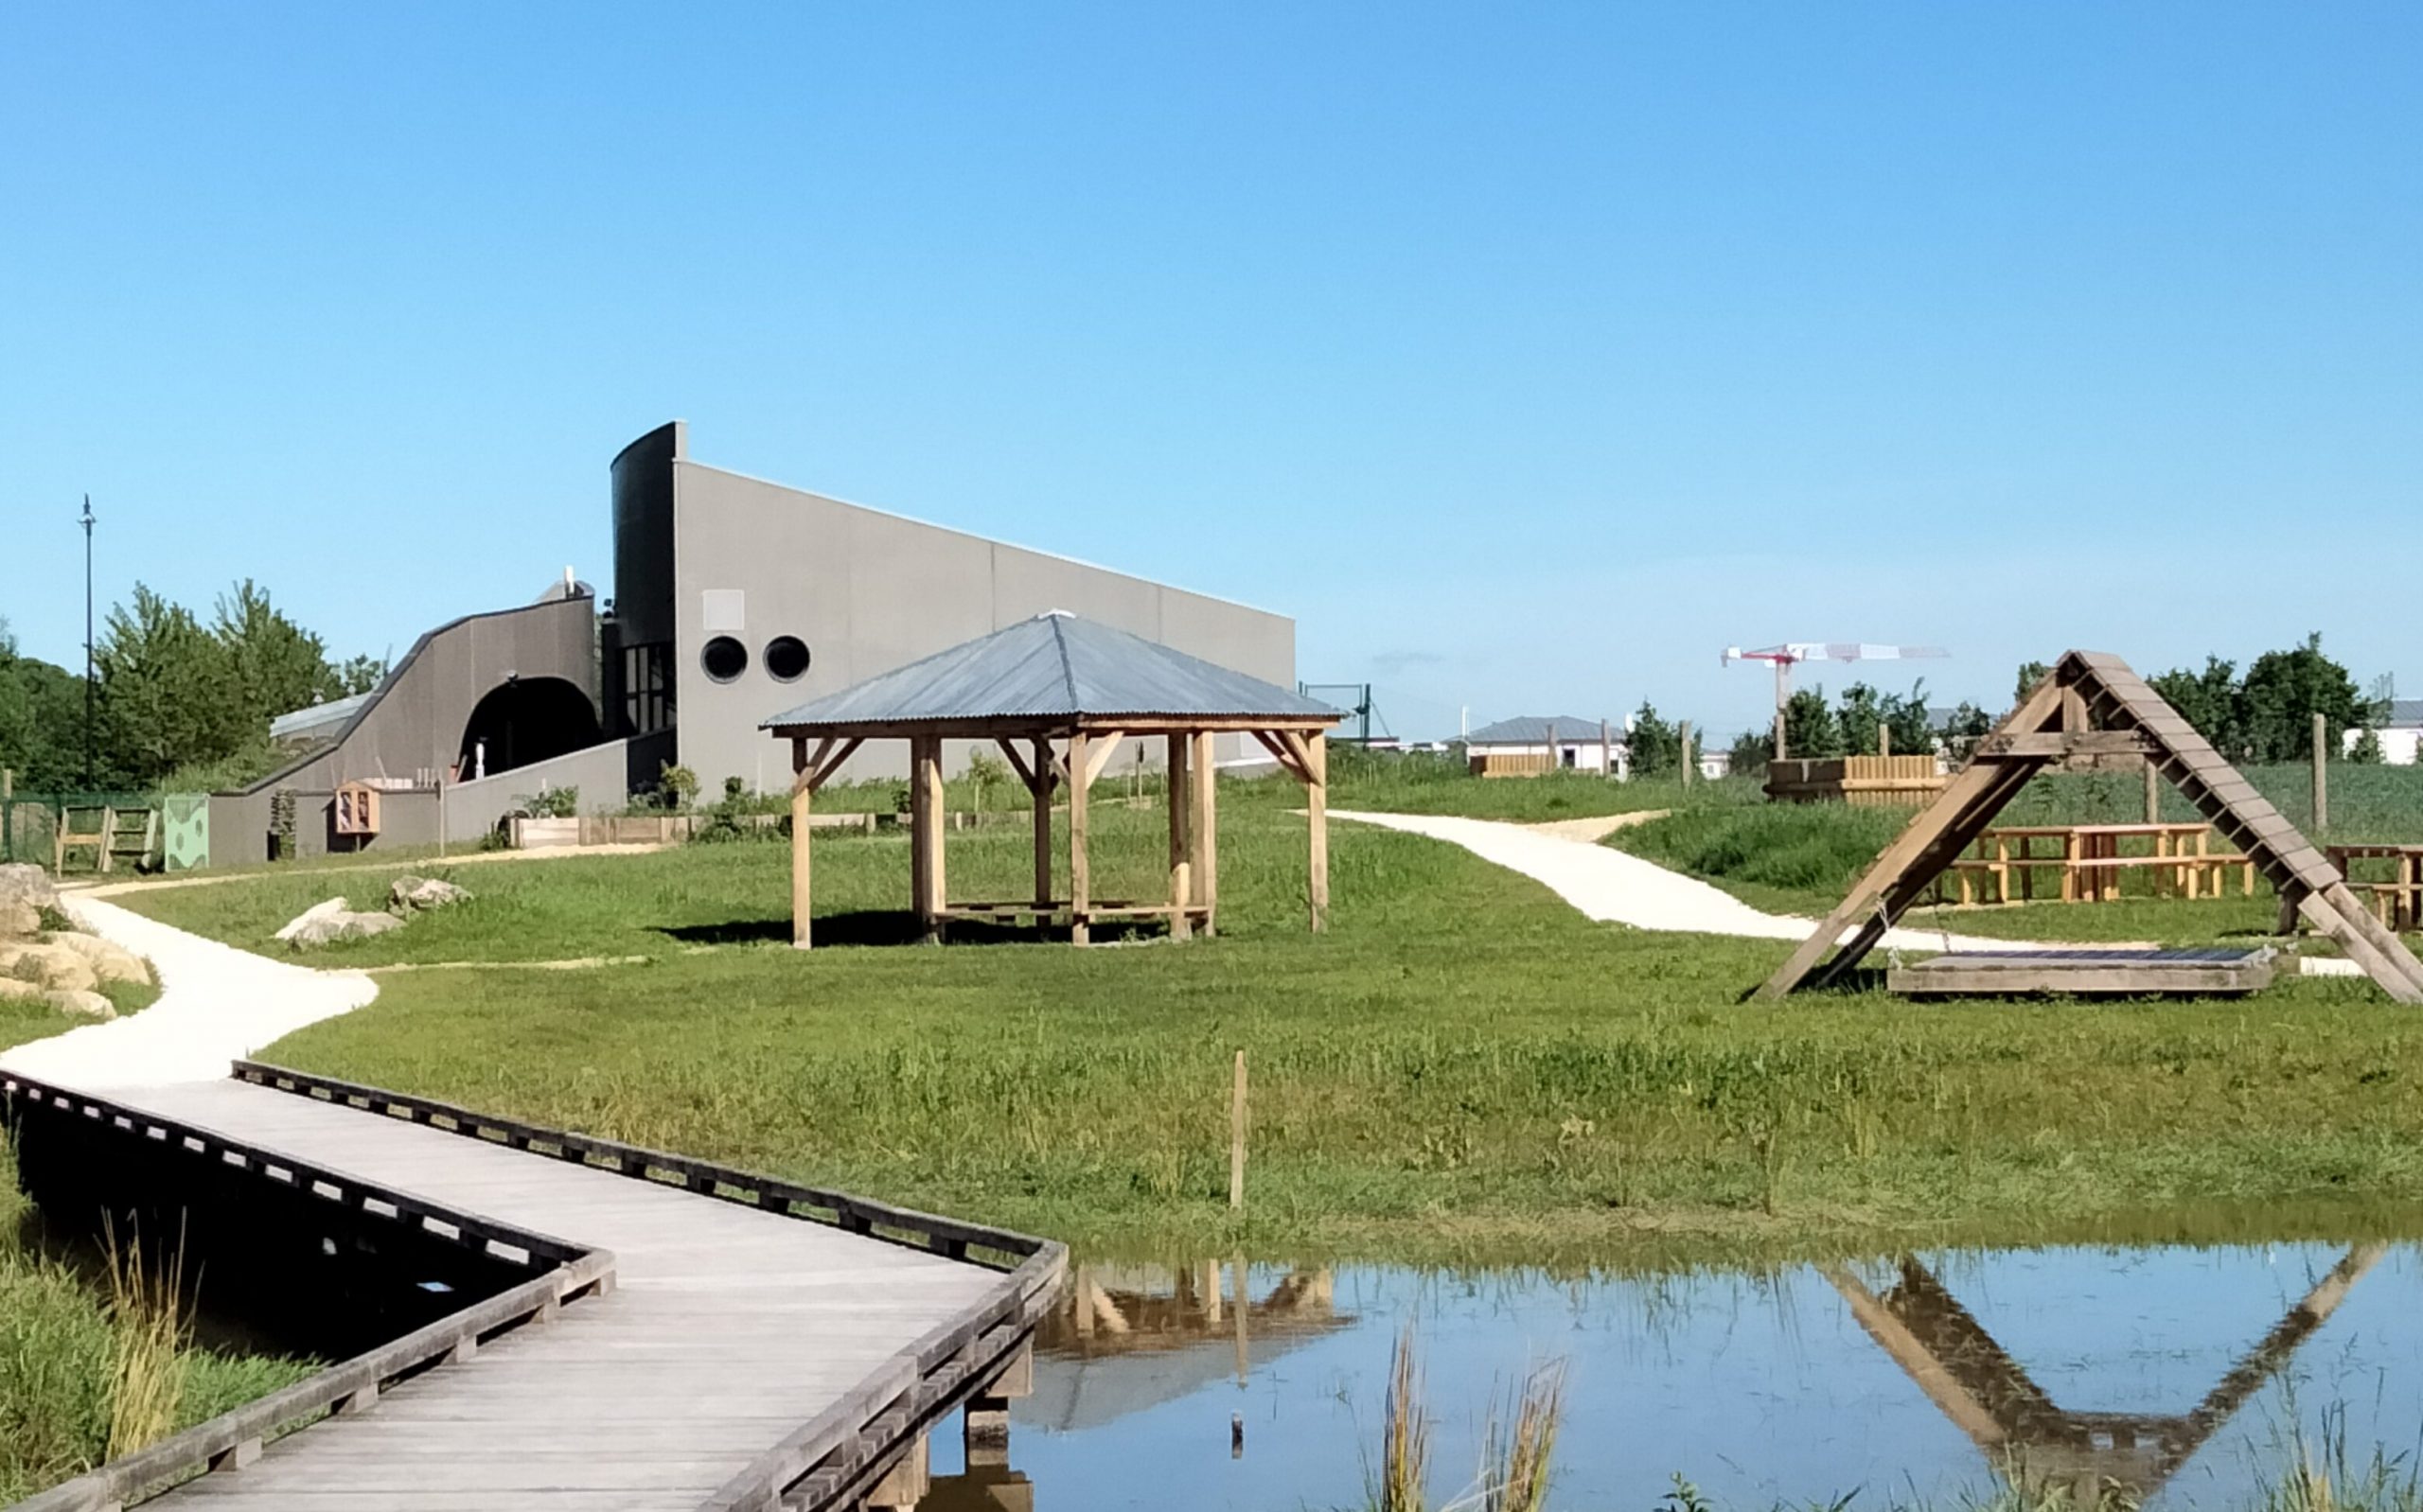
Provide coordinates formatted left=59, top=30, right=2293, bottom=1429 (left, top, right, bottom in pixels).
left=1475, top=1361, right=1566, bottom=1512
left=1372, top=1323, right=1431, bottom=1512
left=100, top=1219, right=186, bottom=1459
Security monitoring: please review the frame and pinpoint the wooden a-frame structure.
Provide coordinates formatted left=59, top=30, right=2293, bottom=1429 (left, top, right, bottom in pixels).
left=1757, top=650, right=2423, bottom=1002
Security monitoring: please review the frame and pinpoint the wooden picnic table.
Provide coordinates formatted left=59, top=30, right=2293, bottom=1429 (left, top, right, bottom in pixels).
left=2326, top=844, right=2423, bottom=932
left=1945, top=822, right=2255, bottom=905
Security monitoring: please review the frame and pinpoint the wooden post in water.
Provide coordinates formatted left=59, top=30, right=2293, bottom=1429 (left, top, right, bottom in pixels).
left=2314, top=712, right=2329, bottom=834
left=1229, top=1049, right=1247, bottom=1211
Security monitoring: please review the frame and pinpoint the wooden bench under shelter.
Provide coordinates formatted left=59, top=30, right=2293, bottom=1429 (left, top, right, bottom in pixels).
left=1755, top=650, right=2423, bottom=1003
left=763, top=611, right=1344, bottom=948
left=1939, top=822, right=2255, bottom=905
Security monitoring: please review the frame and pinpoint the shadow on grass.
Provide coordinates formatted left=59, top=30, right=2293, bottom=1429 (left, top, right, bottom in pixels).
left=654, top=911, right=1165, bottom=949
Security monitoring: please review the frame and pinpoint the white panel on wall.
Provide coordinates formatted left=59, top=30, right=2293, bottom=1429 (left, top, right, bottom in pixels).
left=701, top=589, right=746, bottom=633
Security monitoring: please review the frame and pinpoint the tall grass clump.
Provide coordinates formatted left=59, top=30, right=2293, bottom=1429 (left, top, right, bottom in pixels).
left=1477, top=1361, right=1567, bottom=1512
left=1368, top=1322, right=1432, bottom=1512
left=101, top=1221, right=186, bottom=1459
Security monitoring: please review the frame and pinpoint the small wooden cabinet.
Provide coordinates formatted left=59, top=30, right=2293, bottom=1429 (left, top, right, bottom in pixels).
left=333, top=782, right=381, bottom=836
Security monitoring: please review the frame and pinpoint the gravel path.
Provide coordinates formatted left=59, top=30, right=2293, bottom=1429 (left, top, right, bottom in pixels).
left=0, top=896, right=376, bottom=1089
left=1333, top=809, right=2130, bottom=953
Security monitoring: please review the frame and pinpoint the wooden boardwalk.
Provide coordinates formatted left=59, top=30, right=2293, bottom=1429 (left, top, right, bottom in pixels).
left=6, top=1065, right=1062, bottom=1512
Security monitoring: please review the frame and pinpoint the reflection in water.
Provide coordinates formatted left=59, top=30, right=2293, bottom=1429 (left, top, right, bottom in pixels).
left=918, top=1243, right=2421, bottom=1511
left=1826, top=1245, right=2385, bottom=1505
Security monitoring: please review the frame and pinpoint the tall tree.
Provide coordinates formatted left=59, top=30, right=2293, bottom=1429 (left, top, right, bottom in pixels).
left=1626, top=701, right=1681, bottom=777
left=2238, top=633, right=2377, bottom=762
left=1782, top=686, right=1844, bottom=759
left=2014, top=661, right=2051, bottom=705
left=215, top=579, right=341, bottom=718
left=95, top=585, right=246, bottom=785
left=333, top=654, right=388, bottom=696
left=2148, top=657, right=2243, bottom=757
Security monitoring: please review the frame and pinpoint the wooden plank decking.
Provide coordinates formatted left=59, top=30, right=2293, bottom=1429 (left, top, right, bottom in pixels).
left=5, top=1067, right=1063, bottom=1512
left=1889, top=946, right=2277, bottom=998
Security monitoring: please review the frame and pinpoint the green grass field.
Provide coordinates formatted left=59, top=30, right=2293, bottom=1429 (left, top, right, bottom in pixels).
left=111, top=784, right=2423, bottom=1271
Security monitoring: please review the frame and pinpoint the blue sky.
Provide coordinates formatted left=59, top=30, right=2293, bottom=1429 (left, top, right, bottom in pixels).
left=4, top=3, right=2416, bottom=740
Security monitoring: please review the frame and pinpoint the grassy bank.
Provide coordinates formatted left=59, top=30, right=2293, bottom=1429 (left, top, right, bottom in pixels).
left=115, top=806, right=2423, bottom=1269
left=1, top=1011, right=309, bottom=1500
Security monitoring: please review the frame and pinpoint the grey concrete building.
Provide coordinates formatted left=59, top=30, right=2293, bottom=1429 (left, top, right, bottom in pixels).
left=604, top=421, right=1296, bottom=792
left=215, top=422, right=1294, bottom=863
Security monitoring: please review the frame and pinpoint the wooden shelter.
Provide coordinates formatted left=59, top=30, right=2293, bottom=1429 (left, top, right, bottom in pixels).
left=762, top=612, right=1342, bottom=947
left=1757, top=650, right=2423, bottom=1002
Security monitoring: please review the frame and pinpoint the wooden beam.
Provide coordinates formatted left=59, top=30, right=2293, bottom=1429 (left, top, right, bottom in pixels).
left=1032, top=738, right=1054, bottom=909
left=1306, top=732, right=1329, bottom=934
left=1069, top=731, right=1092, bottom=945
left=807, top=737, right=864, bottom=793
left=1820, top=1265, right=2009, bottom=1451
left=1191, top=730, right=1218, bottom=937
left=1755, top=670, right=2070, bottom=999
left=911, top=736, right=946, bottom=943
left=1974, top=730, right=2161, bottom=759
left=790, top=739, right=814, bottom=949
left=1250, top=729, right=1303, bottom=782
left=1079, top=730, right=1125, bottom=790
left=996, top=737, right=1037, bottom=793
left=1167, top=733, right=1193, bottom=941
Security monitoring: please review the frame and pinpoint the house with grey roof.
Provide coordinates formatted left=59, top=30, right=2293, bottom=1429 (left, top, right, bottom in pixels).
left=2348, top=699, right=2423, bottom=765
left=1462, top=714, right=1623, bottom=776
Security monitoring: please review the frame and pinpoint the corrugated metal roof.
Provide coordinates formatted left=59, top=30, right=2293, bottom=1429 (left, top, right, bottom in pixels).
left=1463, top=715, right=1614, bottom=746
left=760, top=613, right=1341, bottom=730
left=2385, top=699, right=2423, bottom=729
left=267, top=693, right=373, bottom=742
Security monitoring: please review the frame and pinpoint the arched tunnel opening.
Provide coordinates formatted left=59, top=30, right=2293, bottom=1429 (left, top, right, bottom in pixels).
left=458, top=677, right=601, bottom=780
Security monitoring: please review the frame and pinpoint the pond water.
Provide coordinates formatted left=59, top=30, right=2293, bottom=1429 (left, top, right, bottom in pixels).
left=922, top=1242, right=2423, bottom=1510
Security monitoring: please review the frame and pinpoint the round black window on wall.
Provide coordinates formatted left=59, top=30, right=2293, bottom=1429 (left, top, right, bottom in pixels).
left=765, top=635, right=811, bottom=682
left=700, top=635, right=748, bottom=683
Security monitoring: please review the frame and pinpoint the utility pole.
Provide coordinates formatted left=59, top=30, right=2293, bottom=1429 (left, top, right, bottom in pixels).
left=80, top=495, right=96, bottom=789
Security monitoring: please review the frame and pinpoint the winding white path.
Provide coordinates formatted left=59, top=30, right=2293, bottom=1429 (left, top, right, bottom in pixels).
left=1334, top=809, right=2128, bottom=954
left=0, top=896, right=376, bottom=1088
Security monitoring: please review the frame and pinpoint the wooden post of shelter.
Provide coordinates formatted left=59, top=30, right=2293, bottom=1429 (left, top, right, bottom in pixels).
left=1166, top=732, right=1193, bottom=941
left=1068, top=730, right=1092, bottom=945
left=790, top=738, right=814, bottom=948
left=1190, top=731, right=1218, bottom=936
left=1030, top=737, right=1055, bottom=909
left=1306, top=733, right=1329, bottom=932
left=909, top=736, right=947, bottom=943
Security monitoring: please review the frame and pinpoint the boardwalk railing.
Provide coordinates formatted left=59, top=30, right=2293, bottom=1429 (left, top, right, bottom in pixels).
left=225, top=1062, right=1070, bottom=1512
left=1, top=1070, right=616, bottom=1512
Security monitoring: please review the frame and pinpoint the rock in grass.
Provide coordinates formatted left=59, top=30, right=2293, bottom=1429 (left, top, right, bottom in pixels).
left=0, top=976, right=114, bottom=1019
left=274, top=897, right=352, bottom=943
left=285, top=910, right=404, bottom=950
left=41, top=930, right=151, bottom=987
left=0, top=941, right=99, bottom=994
left=388, top=875, right=471, bottom=914
left=0, top=863, right=55, bottom=938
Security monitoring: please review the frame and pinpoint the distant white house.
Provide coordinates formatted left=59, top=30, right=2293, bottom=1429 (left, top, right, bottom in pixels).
left=1463, top=716, right=1624, bottom=777
left=2345, top=700, right=2423, bottom=765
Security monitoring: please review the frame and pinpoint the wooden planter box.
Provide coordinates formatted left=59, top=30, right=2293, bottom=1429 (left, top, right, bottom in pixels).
left=1767, top=755, right=1946, bottom=807
left=509, top=817, right=582, bottom=850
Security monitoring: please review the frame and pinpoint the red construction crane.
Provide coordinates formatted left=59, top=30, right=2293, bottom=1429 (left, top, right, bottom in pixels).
left=1723, top=642, right=1949, bottom=762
